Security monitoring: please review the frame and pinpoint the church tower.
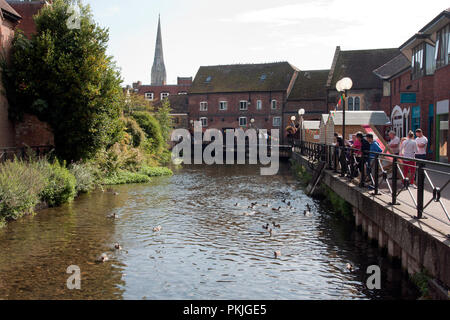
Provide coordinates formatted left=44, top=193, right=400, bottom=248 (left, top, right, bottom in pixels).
left=151, top=15, right=167, bottom=85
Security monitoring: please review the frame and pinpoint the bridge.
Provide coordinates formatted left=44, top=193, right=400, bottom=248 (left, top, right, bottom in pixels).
left=291, top=140, right=450, bottom=299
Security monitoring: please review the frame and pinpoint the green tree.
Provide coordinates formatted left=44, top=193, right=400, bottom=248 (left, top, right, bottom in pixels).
left=122, top=90, right=152, bottom=115
left=2, top=0, right=123, bottom=161
left=155, top=98, right=172, bottom=142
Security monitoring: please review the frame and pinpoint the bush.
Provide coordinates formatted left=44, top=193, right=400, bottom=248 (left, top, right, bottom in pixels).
left=95, top=142, right=145, bottom=174
left=131, top=111, right=165, bottom=152
left=0, top=160, right=44, bottom=221
left=69, top=162, right=99, bottom=193
left=39, top=160, right=77, bottom=207
left=123, top=117, right=146, bottom=148
left=140, top=166, right=173, bottom=177
left=103, top=170, right=150, bottom=185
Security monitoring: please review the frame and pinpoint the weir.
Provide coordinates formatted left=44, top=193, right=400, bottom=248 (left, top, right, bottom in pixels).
left=291, top=141, right=450, bottom=299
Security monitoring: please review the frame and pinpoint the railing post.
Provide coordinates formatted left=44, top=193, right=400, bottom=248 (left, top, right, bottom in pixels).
left=334, top=146, right=338, bottom=172
left=374, top=154, right=379, bottom=195
left=359, top=152, right=366, bottom=187
left=417, top=162, right=425, bottom=219
left=391, top=157, right=398, bottom=205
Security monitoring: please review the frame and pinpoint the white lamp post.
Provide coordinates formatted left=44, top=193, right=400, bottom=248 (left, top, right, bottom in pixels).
left=335, top=77, right=353, bottom=142
left=298, top=108, right=305, bottom=142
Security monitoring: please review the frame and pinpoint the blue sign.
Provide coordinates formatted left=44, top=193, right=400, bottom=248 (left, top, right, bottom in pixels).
left=412, top=106, right=421, bottom=118
left=400, top=93, right=417, bottom=104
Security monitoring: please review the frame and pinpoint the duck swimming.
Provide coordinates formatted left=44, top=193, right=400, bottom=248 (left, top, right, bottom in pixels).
left=262, top=223, right=269, bottom=230
left=272, top=222, right=281, bottom=228
left=114, top=243, right=122, bottom=250
left=346, top=263, right=354, bottom=272
left=107, top=213, right=118, bottom=219
left=96, top=253, right=109, bottom=263
left=272, top=207, right=281, bottom=212
left=303, top=210, right=312, bottom=217
left=153, top=226, right=162, bottom=232
left=274, top=251, right=281, bottom=259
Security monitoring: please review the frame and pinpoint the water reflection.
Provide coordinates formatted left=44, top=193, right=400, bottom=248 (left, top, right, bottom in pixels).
left=0, top=163, right=419, bottom=300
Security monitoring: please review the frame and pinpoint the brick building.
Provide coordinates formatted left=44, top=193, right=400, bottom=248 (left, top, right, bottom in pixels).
left=325, top=47, right=400, bottom=141
left=1, top=0, right=54, bottom=148
left=188, top=62, right=299, bottom=141
left=284, top=69, right=329, bottom=139
left=0, top=0, right=20, bottom=147
left=374, top=8, right=450, bottom=162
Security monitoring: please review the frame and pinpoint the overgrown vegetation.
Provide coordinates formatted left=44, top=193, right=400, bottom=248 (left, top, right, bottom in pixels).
left=411, top=270, right=431, bottom=299
left=321, top=184, right=353, bottom=219
left=0, top=1, right=177, bottom=226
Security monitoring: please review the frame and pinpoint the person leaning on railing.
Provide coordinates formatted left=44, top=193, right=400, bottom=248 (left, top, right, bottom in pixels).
left=366, top=133, right=382, bottom=178
left=400, top=131, right=418, bottom=187
left=415, top=129, right=428, bottom=161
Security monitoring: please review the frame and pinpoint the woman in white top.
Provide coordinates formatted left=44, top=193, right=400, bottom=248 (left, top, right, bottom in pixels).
left=400, top=131, right=418, bottom=186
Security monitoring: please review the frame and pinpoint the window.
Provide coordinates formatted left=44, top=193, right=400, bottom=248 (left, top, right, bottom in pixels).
left=200, top=117, right=208, bottom=127
left=436, top=24, right=450, bottom=68
left=178, top=92, right=187, bottom=95
left=239, top=117, right=247, bottom=127
left=219, top=101, right=228, bottom=111
left=354, top=97, right=360, bottom=110
left=200, top=102, right=208, bottom=111
left=144, top=92, right=154, bottom=101
left=412, top=43, right=425, bottom=79
left=273, top=117, right=281, bottom=127
left=347, top=97, right=354, bottom=111
left=271, top=100, right=277, bottom=110
left=240, top=101, right=248, bottom=110
left=161, top=92, right=169, bottom=100
left=257, top=100, right=262, bottom=110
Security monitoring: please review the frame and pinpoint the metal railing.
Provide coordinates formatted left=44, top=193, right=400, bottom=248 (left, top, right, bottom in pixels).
left=293, top=140, right=450, bottom=223
left=0, top=146, right=54, bottom=163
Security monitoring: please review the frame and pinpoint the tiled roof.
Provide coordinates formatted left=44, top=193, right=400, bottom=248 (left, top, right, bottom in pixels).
left=287, top=69, right=329, bottom=101
left=1, top=0, right=21, bottom=19
left=373, top=53, right=411, bottom=80
left=328, top=48, right=400, bottom=90
left=329, top=111, right=390, bottom=126
left=190, top=62, right=298, bottom=94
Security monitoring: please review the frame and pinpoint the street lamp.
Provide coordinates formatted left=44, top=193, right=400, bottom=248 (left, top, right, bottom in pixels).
left=298, top=108, right=305, bottom=142
left=335, top=77, right=353, bottom=143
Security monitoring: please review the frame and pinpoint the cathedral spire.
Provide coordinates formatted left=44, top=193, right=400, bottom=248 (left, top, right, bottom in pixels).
left=151, top=15, right=167, bottom=85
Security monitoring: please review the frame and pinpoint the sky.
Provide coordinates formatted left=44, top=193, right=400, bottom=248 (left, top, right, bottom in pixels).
left=84, top=0, right=449, bottom=86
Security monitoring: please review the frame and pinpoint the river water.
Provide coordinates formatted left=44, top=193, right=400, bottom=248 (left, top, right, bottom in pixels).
left=0, top=163, right=419, bottom=300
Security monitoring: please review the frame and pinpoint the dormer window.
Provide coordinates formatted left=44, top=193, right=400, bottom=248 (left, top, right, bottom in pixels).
left=161, top=92, right=169, bottom=100
left=205, top=76, right=212, bottom=83
left=144, top=92, right=154, bottom=101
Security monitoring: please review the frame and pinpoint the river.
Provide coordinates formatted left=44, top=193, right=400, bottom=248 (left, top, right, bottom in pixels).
left=0, top=163, right=419, bottom=300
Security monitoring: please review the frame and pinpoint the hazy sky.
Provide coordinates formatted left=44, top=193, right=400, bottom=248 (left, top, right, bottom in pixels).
left=84, top=0, right=449, bottom=86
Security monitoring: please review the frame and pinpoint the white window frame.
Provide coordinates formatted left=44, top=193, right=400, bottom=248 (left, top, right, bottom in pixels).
left=144, top=92, right=154, bottom=101
left=239, top=117, right=247, bottom=127
left=257, top=100, right=262, bottom=110
left=200, top=117, right=208, bottom=127
left=271, top=100, right=277, bottom=110
left=161, top=92, right=169, bottom=100
left=200, top=101, right=208, bottom=111
left=178, top=92, right=187, bottom=95
left=273, top=116, right=281, bottom=127
left=219, top=101, right=228, bottom=111
left=239, top=100, right=248, bottom=111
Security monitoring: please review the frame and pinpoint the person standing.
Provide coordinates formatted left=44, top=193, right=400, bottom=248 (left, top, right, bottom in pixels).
left=400, top=131, right=418, bottom=186
left=415, top=129, right=428, bottom=160
left=388, top=131, right=400, bottom=155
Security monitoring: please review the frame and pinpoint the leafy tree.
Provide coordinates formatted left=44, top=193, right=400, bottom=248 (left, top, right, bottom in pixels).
left=131, top=111, right=164, bottom=152
left=155, top=98, right=172, bottom=142
left=122, top=90, right=152, bottom=115
left=2, top=0, right=123, bottom=161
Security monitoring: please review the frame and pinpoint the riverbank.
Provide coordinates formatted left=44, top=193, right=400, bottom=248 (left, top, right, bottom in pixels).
left=0, top=157, right=172, bottom=227
left=290, top=154, right=449, bottom=300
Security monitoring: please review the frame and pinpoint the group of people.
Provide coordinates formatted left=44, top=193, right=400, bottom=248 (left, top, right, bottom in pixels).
left=333, top=128, right=428, bottom=188
left=388, top=129, right=428, bottom=186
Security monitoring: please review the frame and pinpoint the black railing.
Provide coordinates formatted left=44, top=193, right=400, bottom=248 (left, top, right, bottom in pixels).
left=0, top=146, right=54, bottom=163
left=293, top=140, right=450, bottom=223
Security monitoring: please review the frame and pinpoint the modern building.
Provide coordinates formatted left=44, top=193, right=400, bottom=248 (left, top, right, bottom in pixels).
left=374, top=8, right=450, bottom=162
left=188, top=62, right=299, bottom=140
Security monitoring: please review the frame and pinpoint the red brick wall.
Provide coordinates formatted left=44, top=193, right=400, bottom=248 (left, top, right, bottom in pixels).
left=137, top=84, right=190, bottom=102
left=9, top=1, right=47, bottom=38
left=0, top=16, right=17, bottom=147
left=14, top=114, right=54, bottom=148
left=188, top=92, right=285, bottom=134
